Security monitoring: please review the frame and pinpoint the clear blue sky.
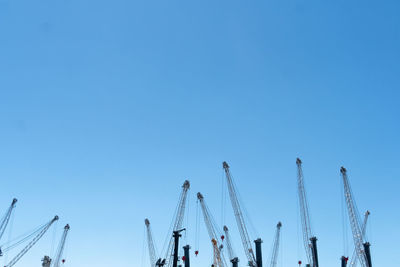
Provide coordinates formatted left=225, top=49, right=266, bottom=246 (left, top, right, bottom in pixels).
left=0, top=0, right=399, bottom=266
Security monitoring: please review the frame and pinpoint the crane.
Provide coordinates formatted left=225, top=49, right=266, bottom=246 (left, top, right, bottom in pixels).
left=145, top=219, right=159, bottom=267
left=162, top=180, right=190, bottom=267
left=0, top=199, right=17, bottom=244
left=222, top=162, right=259, bottom=267
left=197, top=192, right=226, bottom=267
left=52, top=224, right=70, bottom=267
left=270, top=222, right=282, bottom=267
left=223, top=226, right=239, bottom=267
left=349, top=211, right=370, bottom=267
left=3, top=215, right=59, bottom=267
left=42, top=224, right=70, bottom=267
left=296, top=158, right=319, bottom=267
left=340, top=167, right=372, bottom=267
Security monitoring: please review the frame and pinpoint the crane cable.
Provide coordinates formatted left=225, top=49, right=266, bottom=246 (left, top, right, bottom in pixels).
left=221, top=169, right=226, bottom=228
left=50, top=219, right=59, bottom=259
left=296, top=174, right=301, bottom=265
left=0, top=222, right=49, bottom=253
left=141, top=224, right=146, bottom=267
left=194, top=199, right=200, bottom=256
left=341, top=174, right=349, bottom=257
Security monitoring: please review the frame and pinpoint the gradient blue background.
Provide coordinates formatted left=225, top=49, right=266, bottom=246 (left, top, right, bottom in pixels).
left=0, top=0, right=399, bottom=266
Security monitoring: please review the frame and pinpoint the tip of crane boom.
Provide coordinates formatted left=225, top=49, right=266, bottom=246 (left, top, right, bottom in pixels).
left=197, top=192, right=204, bottom=200
left=222, top=161, right=229, bottom=169
left=277, top=221, right=282, bottom=228
left=183, top=180, right=190, bottom=189
left=223, top=225, right=228, bottom=231
left=144, top=218, right=150, bottom=225
left=365, top=210, right=371, bottom=215
left=296, top=158, right=302, bottom=164
left=65, top=224, right=70, bottom=230
left=53, top=215, right=59, bottom=221
left=340, top=166, right=347, bottom=173
left=12, top=198, right=17, bottom=204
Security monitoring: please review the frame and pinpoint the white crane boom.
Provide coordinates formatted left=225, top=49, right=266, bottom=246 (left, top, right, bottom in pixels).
left=5, top=215, right=59, bottom=267
left=341, top=167, right=370, bottom=267
left=349, top=211, right=370, bottom=267
left=197, top=192, right=226, bottom=267
left=145, top=219, right=158, bottom=267
left=52, top=224, right=70, bottom=267
left=223, top=162, right=257, bottom=267
left=163, top=180, right=190, bottom=267
left=270, top=222, right=282, bottom=267
left=223, top=226, right=237, bottom=263
left=296, top=158, right=318, bottom=267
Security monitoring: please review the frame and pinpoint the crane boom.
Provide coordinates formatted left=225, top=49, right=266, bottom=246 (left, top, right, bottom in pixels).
left=222, top=162, right=257, bottom=267
left=5, top=215, right=59, bottom=267
left=349, top=211, right=370, bottom=267
left=340, top=167, right=371, bottom=267
left=52, top=224, right=70, bottom=267
left=296, top=158, right=319, bottom=267
left=223, top=225, right=239, bottom=266
left=163, top=180, right=190, bottom=267
left=0, top=199, right=17, bottom=243
left=197, top=192, right=226, bottom=267
left=270, top=222, right=282, bottom=267
left=145, top=219, right=158, bottom=267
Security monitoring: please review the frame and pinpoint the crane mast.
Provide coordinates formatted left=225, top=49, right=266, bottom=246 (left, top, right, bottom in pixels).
left=52, top=224, right=70, bottom=267
left=270, top=222, right=282, bottom=267
left=5, top=215, right=59, bottom=267
left=145, top=219, right=159, bottom=267
left=223, top=226, right=239, bottom=267
left=197, top=192, right=226, bottom=267
left=222, top=162, right=258, bottom=267
left=163, top=180, right=190, bottom=267
left=349, top=211, right=370, bottom=267
left=296, top=158, right=319, bottom=267
left=0, top=199, right=17, bottom=243
left=340, top=167, right=371, bottom=267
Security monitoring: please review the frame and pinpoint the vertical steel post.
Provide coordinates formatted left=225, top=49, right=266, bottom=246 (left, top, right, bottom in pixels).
left=310, top=237, right=319, bottom=267
left=254, top=238, right=263, bottom=267
left=363, top=242, right=372, bottom=267
left=231, top=258, right=239, bottom=267
left=183, top=245, right=190, bottom=267
left=341, top=256, right=348, bottom=267
left=172, top=230, right=184, bottom=267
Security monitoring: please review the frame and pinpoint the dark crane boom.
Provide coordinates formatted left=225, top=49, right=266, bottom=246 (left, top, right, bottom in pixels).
left=0, top=199, right=17, bottom=243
